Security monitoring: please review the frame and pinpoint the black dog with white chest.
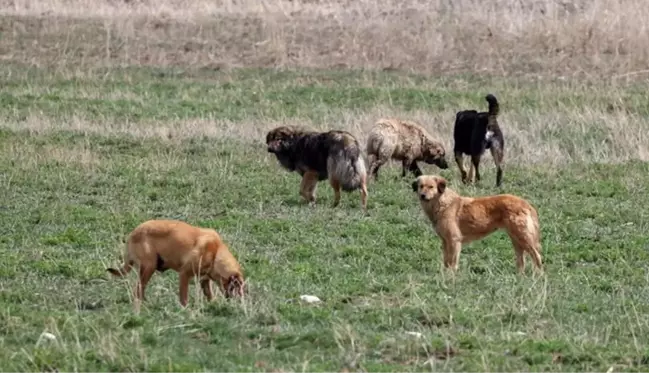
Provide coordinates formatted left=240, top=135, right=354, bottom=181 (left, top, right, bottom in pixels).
left=452, top=93, right=505, bottom=187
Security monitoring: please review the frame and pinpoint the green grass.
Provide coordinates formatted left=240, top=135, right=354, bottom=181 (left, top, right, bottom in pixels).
left=2, top=65, right=649, bottom=372
left=4, top=65, right=649, bottom=124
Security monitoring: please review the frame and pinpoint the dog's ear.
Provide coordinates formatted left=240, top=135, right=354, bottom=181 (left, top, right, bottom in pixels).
left=437, top=178, right=447, bottom=194
left=411, top=180, right=418, bottom=192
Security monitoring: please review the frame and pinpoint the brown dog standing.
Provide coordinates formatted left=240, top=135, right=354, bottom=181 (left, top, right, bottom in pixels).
left=412, top=175, right=542, bottom=273
left=107, top=219, right=245, bottom=308
left=366, top=118, right=448, bottom=180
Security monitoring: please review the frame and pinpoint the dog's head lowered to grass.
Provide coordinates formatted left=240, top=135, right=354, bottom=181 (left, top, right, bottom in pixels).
left=220, top=273, right=246, bottom=299
left=411, top=175, right=447, bottom=201
left=422, top=139, right=449, bottom=169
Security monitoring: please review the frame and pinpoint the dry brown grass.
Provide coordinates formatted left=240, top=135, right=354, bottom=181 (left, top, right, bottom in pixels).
left=2, top=0, right=648, bottom=166
left=6, top=101, right=648, bottom=166
left=3, top=0, right=649, bottom=77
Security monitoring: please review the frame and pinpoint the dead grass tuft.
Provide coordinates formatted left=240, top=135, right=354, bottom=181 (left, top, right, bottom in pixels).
left=4, top=136, right=101, bottom=170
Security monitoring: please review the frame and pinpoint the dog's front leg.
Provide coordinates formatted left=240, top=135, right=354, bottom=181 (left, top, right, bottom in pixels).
left=201, top=279, right=214, bottom=302
left=454, top=152, right=468, bottom=184
left=446, top=239, right=463, bottom=271
left=368, top=155, right=381, bottom=181
left=401, top=159, right=421, bottom=178
left=408, top=161, right=423, bottom=177
left=440, top=238, right=453, bottom=269
left=178, top=272, right=191, bottom=307
left=299, top=172, right=318, bottom=206
left=401, top=160, right=409, bottom=178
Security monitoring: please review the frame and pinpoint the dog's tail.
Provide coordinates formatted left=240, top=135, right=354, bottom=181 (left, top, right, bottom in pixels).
left=107, top=260, right=134, bottom=277
left=107, top=246, right=135, bottom=277
left=328, top=134, right=367, bottom=192
left=485, top=94, right=499, bottom=117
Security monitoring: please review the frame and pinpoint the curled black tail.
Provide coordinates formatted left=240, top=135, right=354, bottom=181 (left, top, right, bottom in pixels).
left=485, top=94, right=499, bottom=117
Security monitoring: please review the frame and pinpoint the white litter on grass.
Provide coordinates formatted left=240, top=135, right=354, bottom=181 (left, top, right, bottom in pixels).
left=36, top=332, right=57, bottom=347
left=405, top=331, right=423, bottom=338
left=299, top=295, right=322, bottom=303
left=40, top=332, right=56, bottom=341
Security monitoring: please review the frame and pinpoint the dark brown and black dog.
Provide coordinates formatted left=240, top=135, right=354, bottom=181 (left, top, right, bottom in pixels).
left=453, top=94, right=505, bottom=187
left=266, top=126, right=368, bottom=210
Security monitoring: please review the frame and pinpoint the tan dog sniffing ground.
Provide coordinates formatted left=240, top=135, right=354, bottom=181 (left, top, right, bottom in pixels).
left=366, top=118, right=449, bottom=180
left=107, top=219, right=245, bottom=308
left=411, top=175, right=543, bottom=273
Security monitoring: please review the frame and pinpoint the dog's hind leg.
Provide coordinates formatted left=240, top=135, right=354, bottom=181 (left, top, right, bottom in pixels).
left=509, top=234, right=541, bottom=274
left=370, top=160, right=385, bottom=180
left=454, top=151, right=468, bottom=184
left=528, top=245, right=543, bottom=274
left=470, top=155, right=481, bottom=182
left=330, top=178, right=342, bottom=208
left=526, top=226, right=544, bottom=273
left=513, top=246, right=526, bottom=274
left=507, top=214, right=543, bottom=274
left=490, top=144, right=504, bottom=187
left=135, top=265, right=155, bottom=302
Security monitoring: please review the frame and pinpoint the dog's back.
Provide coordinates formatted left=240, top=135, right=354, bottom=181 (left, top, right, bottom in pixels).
left=453, top=94, right=502, bottom=156
left=453, top=110, right=480, bottom=155
left=127, top=220, right=220, bottom=272
left=325, top=130, right=367, bottom=192
left=368, top=119, right=434, bottom=157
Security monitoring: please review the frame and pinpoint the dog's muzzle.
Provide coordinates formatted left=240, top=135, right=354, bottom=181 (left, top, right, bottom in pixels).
left=267, top=140, right=281, bottom=153
left=419, top=194, right=428, bottom=201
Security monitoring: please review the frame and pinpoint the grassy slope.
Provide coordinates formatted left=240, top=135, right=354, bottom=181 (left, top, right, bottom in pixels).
left=2, top=66, right=649, bottom=371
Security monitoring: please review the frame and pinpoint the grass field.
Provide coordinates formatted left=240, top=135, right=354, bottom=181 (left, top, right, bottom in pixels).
left=3, top=0, right=649, bottom=371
